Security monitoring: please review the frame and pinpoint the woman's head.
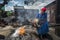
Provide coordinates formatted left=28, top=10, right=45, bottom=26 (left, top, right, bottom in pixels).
left=41, top=7, right=46, bottom=13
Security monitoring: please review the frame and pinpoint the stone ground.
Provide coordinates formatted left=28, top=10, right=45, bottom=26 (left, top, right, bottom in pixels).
left=49, top=27, right=60, bottom=40
left=0, top=27, right=60, bottom=40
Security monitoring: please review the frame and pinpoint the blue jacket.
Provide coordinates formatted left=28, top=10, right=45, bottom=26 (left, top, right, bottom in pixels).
left=36, top=13, right=49, bottom=35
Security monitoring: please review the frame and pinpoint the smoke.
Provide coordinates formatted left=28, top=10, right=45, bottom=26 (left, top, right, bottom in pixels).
left=16, top=9, right=39, bottom=23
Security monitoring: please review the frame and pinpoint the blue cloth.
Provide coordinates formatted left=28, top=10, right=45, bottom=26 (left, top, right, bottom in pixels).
left=36, top=13, right=49, bottom=35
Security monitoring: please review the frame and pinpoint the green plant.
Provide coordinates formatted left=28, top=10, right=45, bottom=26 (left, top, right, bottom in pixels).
left=7, top=11, right=12, bottom=16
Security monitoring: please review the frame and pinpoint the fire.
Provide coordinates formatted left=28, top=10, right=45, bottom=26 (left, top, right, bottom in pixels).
left=18, top=26, right=25, bottom=35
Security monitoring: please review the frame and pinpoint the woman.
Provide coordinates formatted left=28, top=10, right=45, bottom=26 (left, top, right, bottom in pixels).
left=36, top=7, right=49, bottom=39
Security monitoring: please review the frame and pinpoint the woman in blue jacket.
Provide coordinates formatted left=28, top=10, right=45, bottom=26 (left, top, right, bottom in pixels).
left=36, top=7, right=49, bottom=39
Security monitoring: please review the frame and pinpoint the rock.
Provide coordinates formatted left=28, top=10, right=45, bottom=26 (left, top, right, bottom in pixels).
left=0, top=26, right=14, bottom=37
left=2, top=26, right=13, bottom=30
